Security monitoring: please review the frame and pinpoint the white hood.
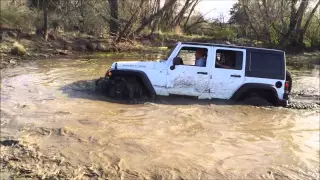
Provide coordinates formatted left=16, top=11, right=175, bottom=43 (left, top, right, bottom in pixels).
left=111, top=60, right=166, bottom=70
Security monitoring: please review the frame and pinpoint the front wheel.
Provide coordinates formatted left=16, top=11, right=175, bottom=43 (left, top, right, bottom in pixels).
left=108, top=79, right=133, bottom=99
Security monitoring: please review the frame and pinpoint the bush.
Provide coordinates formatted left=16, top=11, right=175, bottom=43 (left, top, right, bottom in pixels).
left=11, top=42, right=27, bottom=56
left=304, top=39, right=312, bottom=48
left=208, top=28, right=236, bottom=41
left=0, top=6, right=38, bottom=32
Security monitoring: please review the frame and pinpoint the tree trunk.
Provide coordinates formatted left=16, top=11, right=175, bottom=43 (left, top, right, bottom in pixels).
left=43, top=0, right=49, bottom=41
left=79, top=0, right=86, bottom=33
left=298, top=0, right=320, bottom=46
left=279, top=0, right=299, bottom=48
left=183, top=0, right=200, bottom=32
left=149, top=0, right=161, bottom=35
left=108, top=0, right=119, bottom=36
left=241, top=0, right=260, bottom=40
left=135, top=0, right=178, bottom=35
left=296, top=0, right=309, bottom=32
left=117, top=0, right=146, bottom=41
left=172, top=0, right=192, bottom=29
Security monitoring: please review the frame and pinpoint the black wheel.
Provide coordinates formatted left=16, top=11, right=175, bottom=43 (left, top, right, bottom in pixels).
left=95, top=78, right=108, bottom=93
left=127, top=78, right=149, bottom=100
left=243, top=96, right=272, bottom=106
left=108, top=79, right=132, bottom=99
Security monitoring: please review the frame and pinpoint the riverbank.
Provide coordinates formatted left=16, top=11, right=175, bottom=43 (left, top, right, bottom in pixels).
left=1, top=31, right=319, bottom=69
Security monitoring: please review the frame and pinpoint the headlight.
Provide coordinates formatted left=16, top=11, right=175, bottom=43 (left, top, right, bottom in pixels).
left=105, top=69, right=112, bottom=77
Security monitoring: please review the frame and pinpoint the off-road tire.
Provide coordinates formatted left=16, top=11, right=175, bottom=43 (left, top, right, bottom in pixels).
left=243, top=96, right=272, bottom=106
left=108, top=79, right=132, bottom=99
left=95, top=78, right=108, bottom=92
left=108, top=77, right=148, bottom=100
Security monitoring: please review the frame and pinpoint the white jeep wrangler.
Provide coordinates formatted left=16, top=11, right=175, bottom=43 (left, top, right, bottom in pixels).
left=97, top=42, right=292, bottom=106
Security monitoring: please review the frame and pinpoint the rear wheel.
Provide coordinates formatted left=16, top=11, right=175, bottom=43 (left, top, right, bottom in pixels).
left=243, top=96, right=272, bottom=106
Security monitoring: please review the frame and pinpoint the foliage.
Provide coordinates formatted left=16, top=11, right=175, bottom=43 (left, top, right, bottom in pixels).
left=0, top=5, right=38, bottom=32
left=229, top=0, right=320, bottom=51
left=213, top=28, right=236, bottom=40
left=11, top=42, right=27, bottom=56
left=0, top=0, right=319, bottom=51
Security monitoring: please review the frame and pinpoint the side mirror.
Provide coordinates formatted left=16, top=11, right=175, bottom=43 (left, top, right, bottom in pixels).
left=170, top=57, right=183, bottom=70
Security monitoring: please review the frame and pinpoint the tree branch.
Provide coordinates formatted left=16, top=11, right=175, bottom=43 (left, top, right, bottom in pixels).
left=135, top=0, right=178, bottom=35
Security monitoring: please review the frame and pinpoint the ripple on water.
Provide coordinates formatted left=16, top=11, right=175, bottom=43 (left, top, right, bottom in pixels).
left=0, top=58, right=319, bottom=179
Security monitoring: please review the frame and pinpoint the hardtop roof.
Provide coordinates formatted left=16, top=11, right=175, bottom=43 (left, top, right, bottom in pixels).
left=182, top=42, right=284, bottom=53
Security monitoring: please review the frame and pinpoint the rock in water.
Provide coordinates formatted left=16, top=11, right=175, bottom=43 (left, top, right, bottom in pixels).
left=9, top=59, right=16, bottom=64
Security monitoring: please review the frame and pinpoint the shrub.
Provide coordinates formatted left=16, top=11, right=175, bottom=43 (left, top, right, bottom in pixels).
left=212, top=28, right=236, bottom=41
left=11, top=42, right=27, bottom=56
left=0, top=6, right=38, bottom=32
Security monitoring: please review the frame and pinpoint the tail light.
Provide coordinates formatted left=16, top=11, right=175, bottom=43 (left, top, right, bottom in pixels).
left=285, top=81, right=289, bottom=90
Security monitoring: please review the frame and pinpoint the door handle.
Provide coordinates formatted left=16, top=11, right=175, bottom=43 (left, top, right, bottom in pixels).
left=197, top=72, right=208, bottom=75
left=231, top=74, right=241, bottom=78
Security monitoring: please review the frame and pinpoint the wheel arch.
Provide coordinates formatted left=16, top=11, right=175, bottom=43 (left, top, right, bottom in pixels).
left=231, top=83, right=280, bottom=104
left=109, top=69, right=156, bottom=96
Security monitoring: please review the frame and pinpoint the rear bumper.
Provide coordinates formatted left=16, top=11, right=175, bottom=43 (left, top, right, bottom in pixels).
left=278, top=92, right=289, bottom=107
left=278, top=99, right=288, bottom=107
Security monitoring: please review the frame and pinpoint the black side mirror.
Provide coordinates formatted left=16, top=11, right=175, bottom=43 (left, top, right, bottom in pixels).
left=170, top=57, right=183, bottom=70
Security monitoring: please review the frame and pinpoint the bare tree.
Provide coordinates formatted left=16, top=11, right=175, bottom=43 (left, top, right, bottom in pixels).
left=108, top=0, right=119, bottom=36
left=135, top=0, right=178, bottom=35
left=298, top=0, right=320, bottom=45
left=236, top=0, right=320, bottom=50
left=183, top=0, right=200, bottom=31
left=43, top=0, right=49, bottom=41
left=172, top=0, right=195, bottom=29
left=149, top=0, right=161, bottom=35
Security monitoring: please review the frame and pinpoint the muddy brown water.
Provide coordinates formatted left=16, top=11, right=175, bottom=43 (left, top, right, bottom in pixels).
left=0, top=56, right=319, bottom=179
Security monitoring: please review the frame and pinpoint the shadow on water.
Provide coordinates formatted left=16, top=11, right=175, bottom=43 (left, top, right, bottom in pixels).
left=59, top=79, right=234, bottom=106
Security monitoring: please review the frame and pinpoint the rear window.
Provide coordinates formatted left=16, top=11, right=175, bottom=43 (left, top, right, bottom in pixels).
left=245, top=51, right=285, bottom=80
left=250, top=52, right=283, bottom=73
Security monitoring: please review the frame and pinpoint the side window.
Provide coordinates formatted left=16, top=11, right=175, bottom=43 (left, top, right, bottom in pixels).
left=250, top=52, right=282, bottom=73
left=215, top=49, right=243, bottom=70
left=176, top=47, right=208, bottom=67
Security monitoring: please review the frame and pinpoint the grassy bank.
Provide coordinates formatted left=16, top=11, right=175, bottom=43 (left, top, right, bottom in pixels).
left=1, top=31, right=319, bottom=69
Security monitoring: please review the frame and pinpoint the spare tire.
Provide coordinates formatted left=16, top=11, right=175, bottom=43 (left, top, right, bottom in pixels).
left=286, top=70, right=292, bottom=93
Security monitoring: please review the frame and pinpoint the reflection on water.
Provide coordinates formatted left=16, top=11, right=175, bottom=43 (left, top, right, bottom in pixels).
left=1, top=56, right=319, bottom=179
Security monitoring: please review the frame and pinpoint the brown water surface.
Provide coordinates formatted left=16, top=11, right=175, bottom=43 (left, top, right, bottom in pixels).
left=1, top=57, right=319, bottom=179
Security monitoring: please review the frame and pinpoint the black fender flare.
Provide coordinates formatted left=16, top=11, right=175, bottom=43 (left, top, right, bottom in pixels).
left=231, top=83, right=279, bottom=101
left=109, top=69, right=156, bottom=96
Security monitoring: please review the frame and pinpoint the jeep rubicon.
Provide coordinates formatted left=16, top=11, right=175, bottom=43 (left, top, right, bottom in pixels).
left=96, top=42, right=292, bottom=106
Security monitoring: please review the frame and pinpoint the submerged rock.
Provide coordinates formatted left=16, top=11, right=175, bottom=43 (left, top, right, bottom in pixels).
left=9, top=59, right=16, bottom=64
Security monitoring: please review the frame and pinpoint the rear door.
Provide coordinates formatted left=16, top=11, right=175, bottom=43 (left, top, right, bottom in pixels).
left=210, top=47, right=246, bottom=99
